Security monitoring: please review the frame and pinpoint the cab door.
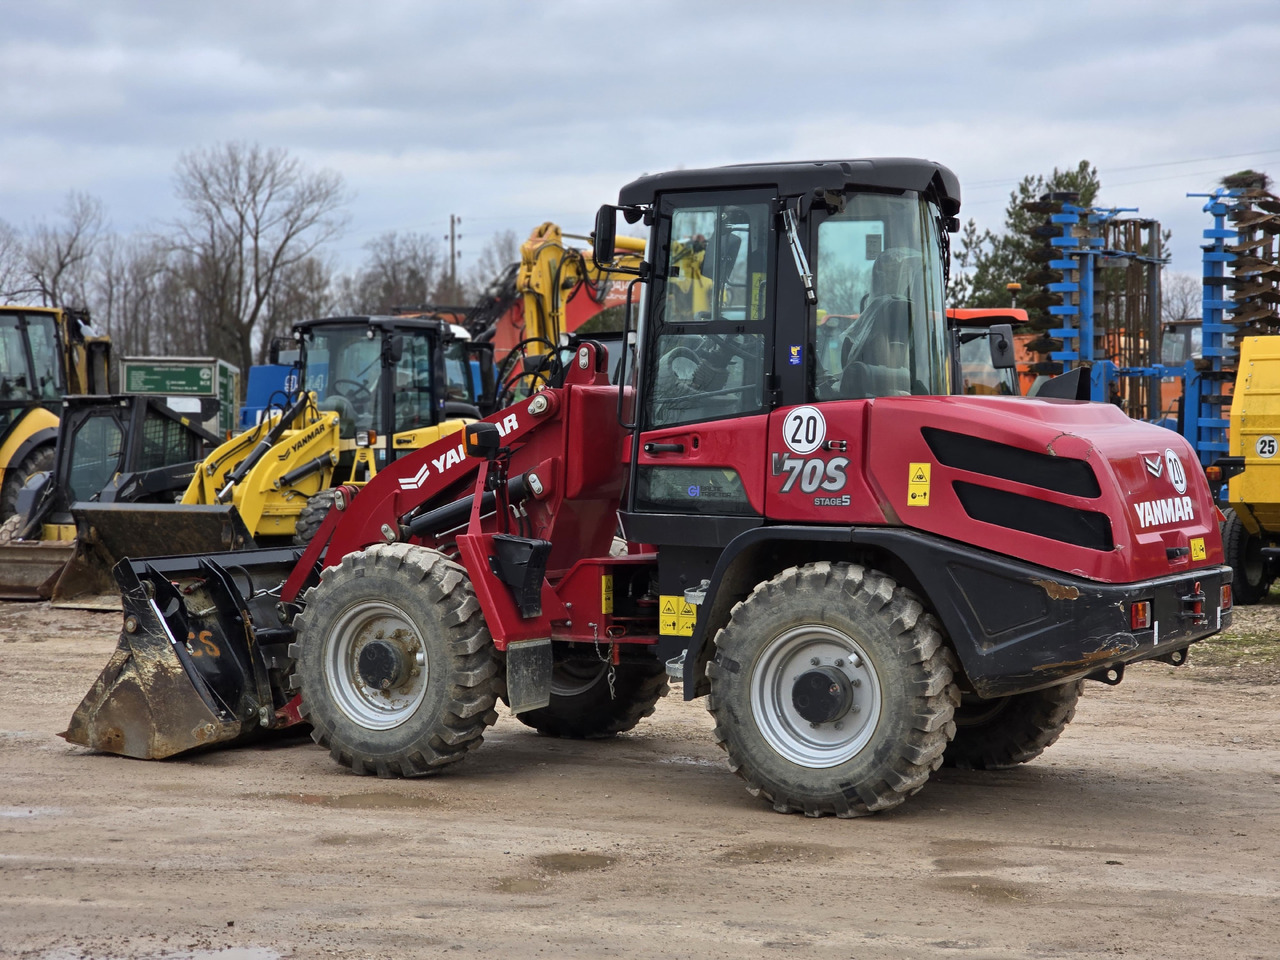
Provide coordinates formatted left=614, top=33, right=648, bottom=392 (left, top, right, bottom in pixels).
left=625, top=190, right=775, bottom=545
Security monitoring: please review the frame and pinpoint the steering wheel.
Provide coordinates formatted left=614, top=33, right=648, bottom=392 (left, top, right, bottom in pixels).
left=330, top=378, right=373, bottom=408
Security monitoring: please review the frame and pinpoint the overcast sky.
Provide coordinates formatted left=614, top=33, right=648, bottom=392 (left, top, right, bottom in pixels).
left=3, top=0, right=1278, bottom=281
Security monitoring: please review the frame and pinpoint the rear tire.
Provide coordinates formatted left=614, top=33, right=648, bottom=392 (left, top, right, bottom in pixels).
left=289, top=542, right=500, bottom=777
left=293, top=489, right=338, bottom=545
left=516, top=657, right=668, bottom=739
left=706, top=561, right=958, bottom=817
left=1223, top=507, right=1272, bottom=604
left=1, top=444, right=53, bottom=522
left=942, top=681, right=1084, bottom=770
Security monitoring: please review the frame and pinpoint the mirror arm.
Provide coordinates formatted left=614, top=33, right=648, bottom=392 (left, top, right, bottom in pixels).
left=781, top=205, right=816, bottom=305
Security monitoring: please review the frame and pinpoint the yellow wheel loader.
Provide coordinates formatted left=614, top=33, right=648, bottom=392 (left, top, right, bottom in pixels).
left=51, top=314, right=486, bottom=606
left=0, top=305, right=110, bottom=520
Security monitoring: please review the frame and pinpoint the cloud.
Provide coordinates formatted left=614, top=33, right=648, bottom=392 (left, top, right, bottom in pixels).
left=0, top=0, right=1277, bottom=274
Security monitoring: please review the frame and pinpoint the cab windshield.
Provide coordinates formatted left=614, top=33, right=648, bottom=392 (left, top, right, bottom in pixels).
left=303, top=325, right=386, bottom=438
left=0, top=312, right=62, bottom=401
left=813, top=193, right=948, bottom=399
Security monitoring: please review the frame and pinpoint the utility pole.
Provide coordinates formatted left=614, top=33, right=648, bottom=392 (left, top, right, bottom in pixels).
left=446, top=214, right=462, bottom=300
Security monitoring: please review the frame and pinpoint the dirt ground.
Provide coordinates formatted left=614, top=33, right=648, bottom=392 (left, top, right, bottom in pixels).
left=1, top=599, right=1279, bottom=960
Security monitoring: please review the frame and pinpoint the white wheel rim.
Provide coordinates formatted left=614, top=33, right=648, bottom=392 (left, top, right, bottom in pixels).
left=750, top=624, right=881, bottom=768
left=324, top=599, right=429, bottom=730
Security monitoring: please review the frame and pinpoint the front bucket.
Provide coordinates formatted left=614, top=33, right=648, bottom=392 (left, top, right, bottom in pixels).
left=52, top=503, right=256, bottom=610
left=62, top=560, right=261, bottom=759
left=0, top=540, right=77, bottom=600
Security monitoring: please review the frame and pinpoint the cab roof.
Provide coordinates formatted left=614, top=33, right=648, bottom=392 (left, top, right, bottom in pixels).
left=294, top=314, right=465, bottom=338
left=618, top=158, right=961, bottom=218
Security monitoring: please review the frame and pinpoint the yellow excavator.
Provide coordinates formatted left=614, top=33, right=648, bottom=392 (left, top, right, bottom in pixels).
left=0, top=305, right=110, bottom=520
left=38, top=313, right=486, bottom=607
left=486, top=222, right=646, bottom=401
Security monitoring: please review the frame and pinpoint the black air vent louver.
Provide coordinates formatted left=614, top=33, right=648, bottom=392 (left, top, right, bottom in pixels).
left=922, top=427, right=1100, bottom=498
left=953, top=481, right=1113, bottom=551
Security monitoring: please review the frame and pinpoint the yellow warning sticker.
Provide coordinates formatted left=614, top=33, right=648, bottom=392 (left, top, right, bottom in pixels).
left=1190, top=537, right=1206, bottom=561
left=659, top=594, right=697, bottom=637
left=601, top=574, right=614, bottom=615
left=907, top=462, right=931, bottom=507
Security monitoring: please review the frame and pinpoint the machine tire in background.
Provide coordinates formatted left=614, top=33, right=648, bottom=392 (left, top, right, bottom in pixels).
left=0, top=514, right=22, bottom=543
left=707, top=561, right=958, bottom=817
left=293, top=489, right=339, bottom=545
left=515, top=658, right=669, bottom=739
left=289, top=542, right=501, bottom=777
left=0, top=445, right=53, bottom=521
left=942, top=680, right=1084, bottom=770
left=1222, top=507, right=1272, bottom=605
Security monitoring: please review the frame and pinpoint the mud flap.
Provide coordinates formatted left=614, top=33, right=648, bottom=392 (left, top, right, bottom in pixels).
left=52, top=503, right=256, bottom=609
left=62, top=557, right=273, bottom=759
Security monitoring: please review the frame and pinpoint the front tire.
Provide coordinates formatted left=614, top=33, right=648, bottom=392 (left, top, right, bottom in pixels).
left=289, top=543, right=500, bottom=777
left=707, top=562, right=958, bottom=817
left=1, top=444, right=53, bottom=521
left=942, top=681, right=1084, bottom=770
left=516, top=656, right=668, bottom=739
left=1223, top=507, right=1271, bottom=604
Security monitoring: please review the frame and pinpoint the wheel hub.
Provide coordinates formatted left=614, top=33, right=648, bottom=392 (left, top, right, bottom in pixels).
left=357, top=639, right=407, bottom=691
left=791, top=667, right=853, bottom=724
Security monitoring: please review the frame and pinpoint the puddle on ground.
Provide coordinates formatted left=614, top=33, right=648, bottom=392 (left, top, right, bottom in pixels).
left=535, top=852, right=616, bottom=874
left=494, top=851, right=617, bottom=894
left=0, top=806, right=62, bottom=819
left=251, top=791, right=437, bottom=809
left=495, top=876, right=551, bottom=894
left=718, top=842, right=837, bottom=864
left=934, top=875, right=1037, bottom=904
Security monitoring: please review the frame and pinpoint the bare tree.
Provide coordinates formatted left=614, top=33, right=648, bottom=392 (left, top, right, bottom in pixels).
left=168, top=142, right=350, bottom=373
left=0, top=218, right=26, bottom=301
left=24, top=192, right=104, bottom=307
left=465, top=229, right=521, bottom=300
left=257, top=255, right=335, bottom=360
left=1163, top=270, right=1201, bottom=324
left=339, top=231, right=443, bottom=314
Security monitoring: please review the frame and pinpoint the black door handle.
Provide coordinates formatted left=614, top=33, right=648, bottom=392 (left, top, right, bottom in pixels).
left=643, top=442, right=685, bottom=454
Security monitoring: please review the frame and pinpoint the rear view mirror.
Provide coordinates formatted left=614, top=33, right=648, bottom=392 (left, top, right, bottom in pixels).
left=988, top=324, right=1015, bottom=369
left=593, top=205, right=617, bottom=270
left=268, top=336, right=290, bottom=365
left=386, top=335, right=405, bottom=364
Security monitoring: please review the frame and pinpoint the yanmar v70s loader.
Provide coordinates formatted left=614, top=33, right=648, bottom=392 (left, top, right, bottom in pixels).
left=66, top=159, right=1231, bottom=817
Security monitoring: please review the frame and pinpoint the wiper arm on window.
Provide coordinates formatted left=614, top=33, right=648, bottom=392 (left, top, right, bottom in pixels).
left=782, top=204, right=816, bottom=305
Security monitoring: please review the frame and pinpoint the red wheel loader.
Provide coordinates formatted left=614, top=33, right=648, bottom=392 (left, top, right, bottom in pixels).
left=65, top=159, right=1232, bottom=817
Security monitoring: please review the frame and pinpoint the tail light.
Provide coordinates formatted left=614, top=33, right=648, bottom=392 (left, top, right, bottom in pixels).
left=1221, top=583, right=1233, bottom=611
left=1130, top=600, right=1152, bottom=630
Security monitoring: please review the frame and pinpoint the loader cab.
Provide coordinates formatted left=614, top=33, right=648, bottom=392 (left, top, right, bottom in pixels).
left=600, top=160, right=959, bottom=546
left=293, top=316, right=480, bottom=465
left=0, top=308, right=65, bottom=417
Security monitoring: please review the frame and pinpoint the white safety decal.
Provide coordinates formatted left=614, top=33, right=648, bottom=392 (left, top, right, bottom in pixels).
left=782, top=406, right=826, bottom=455
left=1164, top=448, right=1187, bottom=495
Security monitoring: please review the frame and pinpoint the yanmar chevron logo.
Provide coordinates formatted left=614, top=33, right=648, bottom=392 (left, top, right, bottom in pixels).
left=397, top=412, right=520, bottom=492
left=399, top=464, right=430, bottom=491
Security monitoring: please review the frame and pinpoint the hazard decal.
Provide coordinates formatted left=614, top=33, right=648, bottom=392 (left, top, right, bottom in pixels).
left=908, top=462, right=930, bottom=506
left=659, top=595, right=698, bottom=637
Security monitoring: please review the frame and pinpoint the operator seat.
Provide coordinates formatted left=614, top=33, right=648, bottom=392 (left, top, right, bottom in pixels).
left=838, top=248, right=920, bottom=399
left=316, top=395, right=356, bottom=437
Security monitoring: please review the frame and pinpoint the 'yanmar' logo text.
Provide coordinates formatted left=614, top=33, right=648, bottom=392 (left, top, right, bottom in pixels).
left=1134, top=496, right=1194, bottom=529
left=398, top=413, right=519, bottom=491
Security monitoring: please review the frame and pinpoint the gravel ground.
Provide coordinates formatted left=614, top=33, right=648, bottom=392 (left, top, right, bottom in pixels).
left=0, top=597, right=1277, bottom=960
